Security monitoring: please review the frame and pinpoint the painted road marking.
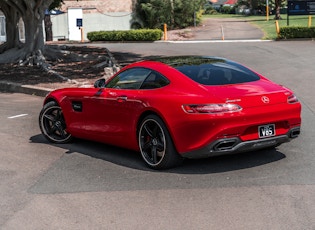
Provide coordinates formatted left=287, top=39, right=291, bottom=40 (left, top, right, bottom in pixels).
left=8, top=114, right=28, bottom=119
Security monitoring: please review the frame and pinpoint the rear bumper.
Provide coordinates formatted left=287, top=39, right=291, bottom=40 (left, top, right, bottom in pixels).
left=181, top=127, right=300, bottom=159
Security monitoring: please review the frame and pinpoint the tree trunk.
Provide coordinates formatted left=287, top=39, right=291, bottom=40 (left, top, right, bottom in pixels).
left=0, top=3, right=20, bottom=53
left=274, top=0, right=282, bottom=20
left=0, top=0, right=54, bottom=64
left=170, top=0, right=174, bottom=29
left=44, top=15, right=53, bottom=41
left=23, top=13, right=44, bottom=52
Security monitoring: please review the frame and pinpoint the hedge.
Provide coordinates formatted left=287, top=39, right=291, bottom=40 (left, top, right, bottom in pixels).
left=278, top=26, right=315, bottom=39
left=87, top=29, right=163, bottom=42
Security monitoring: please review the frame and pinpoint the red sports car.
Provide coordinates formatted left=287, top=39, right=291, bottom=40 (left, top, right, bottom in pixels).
left=39, top=56, right=301, bottom=169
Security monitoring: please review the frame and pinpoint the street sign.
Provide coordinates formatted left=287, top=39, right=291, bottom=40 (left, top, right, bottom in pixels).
left=76, top=18, right=83, bottom=27
left=288, top=0, right=315, bottom=15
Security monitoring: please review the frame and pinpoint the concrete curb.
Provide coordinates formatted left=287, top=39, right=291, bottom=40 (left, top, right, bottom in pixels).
left=160, top=39, right=272, bottom=44
left=0, top=81, right=52, bottom=97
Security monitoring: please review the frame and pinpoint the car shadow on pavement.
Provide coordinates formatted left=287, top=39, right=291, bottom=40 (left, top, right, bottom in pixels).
left=176, top=150, right=285, bottom=174
left=30, top=134, right=286, bottom=175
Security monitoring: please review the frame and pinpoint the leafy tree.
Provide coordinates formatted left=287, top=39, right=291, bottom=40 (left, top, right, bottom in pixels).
left=173, top=0, right=206, bottom=28
left=274, top=0, right=286, bottom=19
left=50, top=0, right=64, bottom=10
left=134, top=0, right=206, bottom=29
left=136, top=0, right=172, bottom=29
left=236, top=0, right=285, bottom=17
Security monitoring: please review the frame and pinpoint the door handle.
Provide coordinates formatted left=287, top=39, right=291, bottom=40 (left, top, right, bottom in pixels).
left=117, top=96, right=127, bottom=102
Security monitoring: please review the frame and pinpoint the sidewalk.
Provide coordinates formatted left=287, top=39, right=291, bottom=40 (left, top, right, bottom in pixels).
left=0, top=81, right=52, bottom=97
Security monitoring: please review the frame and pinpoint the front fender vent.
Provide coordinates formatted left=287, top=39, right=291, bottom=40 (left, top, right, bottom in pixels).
left=72, top=101, right=82, bottom=112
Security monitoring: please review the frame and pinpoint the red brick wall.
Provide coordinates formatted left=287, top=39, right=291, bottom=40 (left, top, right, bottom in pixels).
left=61, top=0, right=134, bottom=13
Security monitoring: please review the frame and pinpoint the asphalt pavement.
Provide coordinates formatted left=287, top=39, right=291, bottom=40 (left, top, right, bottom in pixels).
left=1, top=19, right=315, bottom=230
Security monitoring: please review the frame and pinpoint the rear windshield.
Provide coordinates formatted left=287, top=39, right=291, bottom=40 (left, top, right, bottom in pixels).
left=158, top=57, right=260, bottom=85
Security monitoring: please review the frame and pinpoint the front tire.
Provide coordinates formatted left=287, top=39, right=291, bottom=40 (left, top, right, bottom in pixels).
left=138, top=115, right=183, bottom=169
left=39, top=101, right=72, bottom=144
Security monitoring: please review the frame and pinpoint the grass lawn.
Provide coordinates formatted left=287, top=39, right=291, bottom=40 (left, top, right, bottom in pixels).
left=203, top=14, right=314, bottom=39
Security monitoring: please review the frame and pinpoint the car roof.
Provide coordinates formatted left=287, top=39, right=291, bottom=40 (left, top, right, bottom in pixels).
left=119, top=56, right=261, bottom=86
left=148, top=56, right=228, bottom=68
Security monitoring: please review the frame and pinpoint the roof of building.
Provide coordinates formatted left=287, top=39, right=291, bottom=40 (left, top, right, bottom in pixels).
left=224, top=0, right=238, bottom=5
left=61, top=0, right=133, bottom=13
left=209, top=0, right=237, bottom=5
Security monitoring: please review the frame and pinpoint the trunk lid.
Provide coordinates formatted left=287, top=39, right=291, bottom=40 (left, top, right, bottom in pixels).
left=204, top=79, right=288, bottom=108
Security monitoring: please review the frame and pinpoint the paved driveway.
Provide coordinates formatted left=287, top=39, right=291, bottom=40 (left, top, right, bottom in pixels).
left=169, top=18, right=264, bottom=40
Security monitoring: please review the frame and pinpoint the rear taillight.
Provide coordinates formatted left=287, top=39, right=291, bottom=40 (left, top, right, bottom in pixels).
left=182, top=104, right=242, bottom=114
left=287, top=94, right=299, bottom=104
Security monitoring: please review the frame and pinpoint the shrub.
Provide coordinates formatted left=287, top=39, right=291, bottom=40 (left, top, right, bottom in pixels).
left=87, top=29, right=163, bottom=42
left=221, top=6, right=236, bottom=14
left=204, top=4, right=213, bottom=14
left=278, top=26, right=315, bottom=39
left=208, top=9, right=218, bottom=15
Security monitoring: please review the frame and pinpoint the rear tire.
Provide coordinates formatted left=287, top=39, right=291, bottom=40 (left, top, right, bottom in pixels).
left=39, top=101, right=72, bottom=144
left=138, top=115, right=183, bottom=169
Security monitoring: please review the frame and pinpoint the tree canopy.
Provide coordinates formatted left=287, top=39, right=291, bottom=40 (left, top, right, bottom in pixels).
left=134, top=0, right=206, bottom=29
left=236, top=0, right=286, bottom=19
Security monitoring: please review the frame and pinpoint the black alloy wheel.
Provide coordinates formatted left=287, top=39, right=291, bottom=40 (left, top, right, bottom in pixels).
left=39, top=101, right=72, bottom=144
left=138, top=115, right=183, bottom=169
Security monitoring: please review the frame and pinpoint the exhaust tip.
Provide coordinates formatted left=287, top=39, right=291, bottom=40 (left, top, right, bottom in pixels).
left=290, top=127, right=300, bottom=138
left=213, top=138, right=238, bottom=151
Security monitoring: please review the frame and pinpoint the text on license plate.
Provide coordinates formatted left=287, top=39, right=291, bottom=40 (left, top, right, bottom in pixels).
left=258, top=124, right=275, bottom=138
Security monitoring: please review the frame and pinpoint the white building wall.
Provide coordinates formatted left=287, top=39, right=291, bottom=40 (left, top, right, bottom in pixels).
left=51, top=13, right=68, bottom=41
left=51, top=11, right=132, bottom=41
left=85, top=12, right=132, bottom=32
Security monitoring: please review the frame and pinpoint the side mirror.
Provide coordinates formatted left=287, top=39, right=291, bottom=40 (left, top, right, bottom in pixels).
left=94, top=78, right=106, bottom=88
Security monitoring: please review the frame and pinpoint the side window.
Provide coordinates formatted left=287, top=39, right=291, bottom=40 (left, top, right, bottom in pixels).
left=140, top=71, right=170, bottom=89
left=106, top=68, right=151, bottom=89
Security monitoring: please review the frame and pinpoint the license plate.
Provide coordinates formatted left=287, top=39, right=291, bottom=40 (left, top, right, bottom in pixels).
left=258, top=124, right=275, bottom=138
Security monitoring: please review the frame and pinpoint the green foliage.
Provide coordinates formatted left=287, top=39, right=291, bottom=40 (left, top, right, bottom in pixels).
left=87, top=29, right=163, bottom=41
left=49, top=0, right=79, bottom=10
left=221, top=6, right=235, bottom=14
left=204, top=4, right=217, bottom=15
left=173, top=0, right=205, bottom=28
left=235, top=0, right=286, bottom=15
left=278, top=26, right=315, bottom=39
left=49, top=0, right=63, bottom=10
left=134, top=0, right=207, bottom=29
left=135, top=0, right=172, bottom=29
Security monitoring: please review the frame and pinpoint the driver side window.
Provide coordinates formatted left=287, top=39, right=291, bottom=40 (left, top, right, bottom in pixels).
left=106, top=68, right=151, bottom=89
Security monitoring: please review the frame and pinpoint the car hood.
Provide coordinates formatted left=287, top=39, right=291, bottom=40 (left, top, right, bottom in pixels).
left=204, top=79, right=289, bottom=108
